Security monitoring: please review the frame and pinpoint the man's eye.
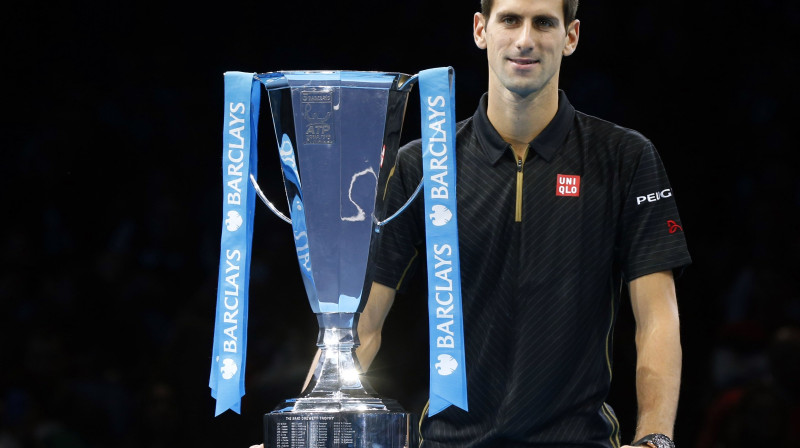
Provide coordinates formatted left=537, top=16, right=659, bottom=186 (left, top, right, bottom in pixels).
left=536, top=19, right=554, bottom=27
left=501, top=16, right=518, bottom=25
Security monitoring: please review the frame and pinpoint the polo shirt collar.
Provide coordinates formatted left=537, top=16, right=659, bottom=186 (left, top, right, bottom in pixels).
left=473, top=90, right=576, bottom=164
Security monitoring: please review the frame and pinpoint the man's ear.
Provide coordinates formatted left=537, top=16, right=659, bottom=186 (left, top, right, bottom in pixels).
left=563, top=19, right=580, bottom=56
left=474, top=12, right=488, bottom=50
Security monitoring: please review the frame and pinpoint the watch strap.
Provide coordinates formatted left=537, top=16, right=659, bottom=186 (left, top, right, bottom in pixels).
left=632, top=433, right=675, bottom=448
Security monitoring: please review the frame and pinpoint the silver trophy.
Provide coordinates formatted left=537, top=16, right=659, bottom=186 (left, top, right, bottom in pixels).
left=252, top=71, right=422, bottom=448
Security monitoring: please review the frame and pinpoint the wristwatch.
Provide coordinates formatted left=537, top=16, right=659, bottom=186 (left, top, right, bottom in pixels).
left=632, top=433, right=675, bottom=448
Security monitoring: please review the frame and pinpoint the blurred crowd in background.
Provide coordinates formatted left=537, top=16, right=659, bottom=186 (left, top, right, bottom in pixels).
left=1, top=1, right=798, bottom=447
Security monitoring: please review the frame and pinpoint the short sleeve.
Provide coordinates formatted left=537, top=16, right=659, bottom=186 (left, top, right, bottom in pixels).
left=619, top=141, right=692, bottom=281
left=371, top=141, right=426, bottom=291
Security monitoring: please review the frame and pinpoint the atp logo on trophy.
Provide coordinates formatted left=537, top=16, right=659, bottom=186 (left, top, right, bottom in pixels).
left=301, top=89, right=334, bottom=145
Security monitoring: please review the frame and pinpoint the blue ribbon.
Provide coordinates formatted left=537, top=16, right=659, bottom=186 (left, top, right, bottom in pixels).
left=210, top=71, right=260, bottom=416
left=419, top=67, right=468, bottom=415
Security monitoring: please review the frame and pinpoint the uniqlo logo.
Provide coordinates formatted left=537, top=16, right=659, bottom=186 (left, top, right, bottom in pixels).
left=556, top=174, right=581, bottom=197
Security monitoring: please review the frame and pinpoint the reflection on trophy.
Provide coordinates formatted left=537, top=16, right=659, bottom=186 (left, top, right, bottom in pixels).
left=252, top=71, right=421, bottom=448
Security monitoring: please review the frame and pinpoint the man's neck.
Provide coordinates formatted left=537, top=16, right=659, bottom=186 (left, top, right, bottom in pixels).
left=486, top=83, right=559, bottom=159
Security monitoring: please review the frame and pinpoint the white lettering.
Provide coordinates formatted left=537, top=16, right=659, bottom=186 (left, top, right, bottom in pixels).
left=225, top=105, right=246, bottom=213
left=227, top=162, right=243, bottom=177
left=434, top=244, right=452, bottom=256
left=427, top=119, right=446, bottom=143
left=424, top=88, right=461, bottom=351
left=224, top=294, right=238, bottom=310
left=437, top=304, right=454, bottom=318
left=229, top=102, right=246, bottom=115
left=228, top=126, right=245, bottom=149
left=221, top=244, right=241, bottom=355
left=435, top=267, right=453, bottom=291
left=434, top=253, right=452, bottom=269
left=227, top=176, right=242, bottom=194
left=437, top=320, right=454, bottom=336
left=224, top=309, right=238, bottom=323
left=431, top=187, right=448, bottom=199
left=437, top=336, right=454, bottom=348
left=225, top=259, right=239, bottom=273
left=436, top=292, right=453, bottom=305
left=427, top=95, right=445, bottom=108
left=430, top=154, right=447, bottom=170
left=429, top=143, right=447, bottom=158
left=636, top=188, right=672, bottom=206
left=223, top=325, right=238, bottom=340
left=430, top=171, right=448, bottom=188
left=427, top=105, right=446, bottom=121
left=225, top=273, right=239, bottom=296
left=228, top=149, right=243, bottom=163
left=228, top=103, right=246, bottom=150
left=227, top=249, right=241, bottom=262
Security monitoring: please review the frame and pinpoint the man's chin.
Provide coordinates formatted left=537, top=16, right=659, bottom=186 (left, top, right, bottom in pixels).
left=503, top=82, right=543, bottom=99
left=502, top=73, right=559, bottom=99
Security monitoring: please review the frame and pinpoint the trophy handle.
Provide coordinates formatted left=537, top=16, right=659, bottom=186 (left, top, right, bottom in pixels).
left=250, top=173, right=292, bottom=224
left=374, top=179, right=423, bottom=228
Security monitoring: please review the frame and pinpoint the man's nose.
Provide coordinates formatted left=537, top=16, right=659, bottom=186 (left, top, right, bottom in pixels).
left=515, top=22, right=534, bottom=52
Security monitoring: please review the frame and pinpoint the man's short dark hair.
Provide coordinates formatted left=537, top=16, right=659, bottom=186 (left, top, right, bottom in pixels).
left=480, top=0, right=579, bottom=29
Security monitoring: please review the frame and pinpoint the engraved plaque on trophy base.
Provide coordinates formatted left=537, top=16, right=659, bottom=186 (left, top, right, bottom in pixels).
left=265, top=407, right=418, bottom=448
left=263, top=313, right=419, bottom=447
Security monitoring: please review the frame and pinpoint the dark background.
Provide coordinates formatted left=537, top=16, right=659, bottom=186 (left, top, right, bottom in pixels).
left=2, top=1, right=799, bottom=447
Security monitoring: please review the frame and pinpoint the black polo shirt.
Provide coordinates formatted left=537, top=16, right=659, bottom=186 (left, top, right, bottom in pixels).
left=373, top=91, right=691, bottom=448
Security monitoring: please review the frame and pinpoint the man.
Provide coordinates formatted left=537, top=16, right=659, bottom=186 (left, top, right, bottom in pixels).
left=254, top=0, right=689, bottom=446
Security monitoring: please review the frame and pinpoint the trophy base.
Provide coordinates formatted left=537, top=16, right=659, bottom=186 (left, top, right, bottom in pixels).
left=264, top=399, right=418, bottom=448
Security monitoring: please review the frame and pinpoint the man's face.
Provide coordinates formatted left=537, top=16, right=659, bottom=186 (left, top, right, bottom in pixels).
left=474, top=0, right=579, bottom=99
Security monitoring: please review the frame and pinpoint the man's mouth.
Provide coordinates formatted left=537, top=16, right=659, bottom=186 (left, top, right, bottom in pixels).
left=508, top=58, right=538, bottom=67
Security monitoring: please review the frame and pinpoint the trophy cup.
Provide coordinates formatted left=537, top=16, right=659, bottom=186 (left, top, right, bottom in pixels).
left=251, top=71, right=421, bottom=448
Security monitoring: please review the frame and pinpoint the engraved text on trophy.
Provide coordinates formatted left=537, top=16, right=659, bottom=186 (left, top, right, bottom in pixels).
left=301, top=90, right=334, bottom=145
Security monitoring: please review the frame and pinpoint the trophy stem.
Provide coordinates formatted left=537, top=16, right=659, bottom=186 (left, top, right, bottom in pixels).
left=273, top=312, right=403, bottom=412
left=303, top=312, right=376, bottom=398
left=265, top=311, right=417, bottom=447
